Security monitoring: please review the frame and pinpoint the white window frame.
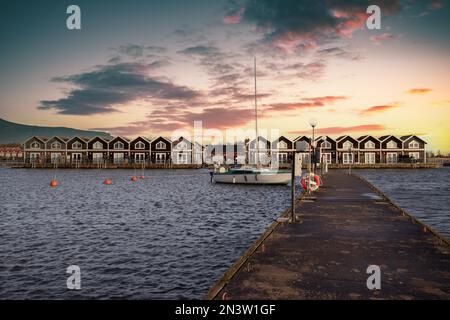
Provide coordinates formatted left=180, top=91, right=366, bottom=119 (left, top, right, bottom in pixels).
left=156, top=152, right=166, bottom=164
left=257, top=140, right=266, bottom=149
left=177, top=142, right=187, bottom=150
left=113, top=153, right=124, bottom=164
left=92, top=153, right=103, bottom=163
left=156, top=141, right=166, bottom=149
left=322, top=141, right=331, bottom=149
left=343, top=153, right=353, bottom=164
left=114, top=141, right=124, bottom=150
left=365, top=141, right=375, bottom=149
left=277, top=141, right=288, bottom=149
left=93, top=141, right=103, bottom=150
left=386, top=152, right=398, bottom=163
left=409, top=140, right=420, bottom=149
left=134, top=153, right=145, bottom=163
left=365, top=152, right=376, bottom=164
left=50, top=153, right=61, bottom=163
left=72, top=141, right=83, bottom=149
left=409, top=152, right=420, bottom=160
left=322, top=153, right=332, bottom=164
left=30, top=152, right=40, bottom=161
left=343, top=141, right=353, bottom=150
left=71, top=153, right=82, bottom=163
left=135, top=141, right=145, bottom=150
left=51, top=141, right=62, bottom=149
left=30, top=142, right=41, bottom=149
left=386, top=140, right=398, bottom=149
left=277, top=152, right=288, bottom=163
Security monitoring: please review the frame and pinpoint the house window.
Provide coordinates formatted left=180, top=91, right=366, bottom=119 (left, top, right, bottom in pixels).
left=93, top=153, right=103, bottom=163
left=365, top=153, right=376, bottom=164
left=114, top=141, right=124, bottom=149
left=322, top=141, right=331, bottom=149
left=409, top=152, right=420, bottom=160
left=277, top=153, right=288, bottom=163
left=365, top=141, right=375, bottom=149
left=93, top=141, right=103, bottom=149
left=113, top=153, right=124, bottom=164
left=257, top=140, right=266, bottom=149
left=156, top=141, right=166, bottom=149
left=135, top=141, right=145, bottom=149
left=343, top=153, right=353, bottom=164
left=31, top=142, right=41, bottom=149
left=387, top=140, right=397, bottom=149
left=177, top=153, right=188, bottom=164
left=72, top=141, right=83, bottom=149
left=51, top=153, right=61, bottom=163
left=343, top=141, right=353, bottom=150
left=51, top=141, right=61, bottom=149
left=156, top=153, right=166, bottom=163
left=409, top=140, right=420, bottom=149
left=277, top=141, right=287, bottom=149
left=322, top=153, right=332, bottom=163
left=386, top=153, right=398, bottom=163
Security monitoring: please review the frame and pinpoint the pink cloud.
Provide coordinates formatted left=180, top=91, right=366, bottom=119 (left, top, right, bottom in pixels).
left=265, top=96, right=348, bottom=111
left=406, top=88, right=432, bottom=94
left=223, top=8, right=245, bottom=25
left=370, top=33, right=398, bottom=45
left=360, top=104, right=398, bottom=115
left=289, top=124, right=387, bottom=135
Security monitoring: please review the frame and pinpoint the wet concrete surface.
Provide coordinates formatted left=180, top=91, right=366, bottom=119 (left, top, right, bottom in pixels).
left=212, top=170, right=450, bottom=300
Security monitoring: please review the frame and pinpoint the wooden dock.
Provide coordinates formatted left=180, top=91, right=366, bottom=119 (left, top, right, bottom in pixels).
left=205, top=170, right=450, bottom=300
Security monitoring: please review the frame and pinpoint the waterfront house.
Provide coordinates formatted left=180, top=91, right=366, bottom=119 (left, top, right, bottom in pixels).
left=45, top=136, right=68, bottom=164
left=87, top=136, right=110, bottom=164
left=379, top=135, right=403, bottom=163
left=315, top=136, right=337, bottom=164
left=108, top=136, right=130, bottom=164
left=293, top=136, right=312, bottom=164
left=24, top=136, right=47, bottom=163
left=66, top=136, right=89, bottom=164
left=172, top=137, right=193, bottom=164
left=0, top=145, right=23, bottom=160
left=336, top=135, right=359, bottom=164
left=150, top=136, right=172, bottom=164
left=247, top=136, right=271, bottom=165
left=401, top=135, right=427, bottom=163
left=271, top=136, right=293, bottom=165
left=357, top=135, right=381, bottom=164
left=130, top=136, right=151, bottom=164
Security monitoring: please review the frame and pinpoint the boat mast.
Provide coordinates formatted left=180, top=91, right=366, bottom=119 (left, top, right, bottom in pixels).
left=254, top=56, right=260, bottom=168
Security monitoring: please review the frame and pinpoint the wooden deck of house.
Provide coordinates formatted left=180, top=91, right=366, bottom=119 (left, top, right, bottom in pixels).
left=205, top=170, right=450, bottom=300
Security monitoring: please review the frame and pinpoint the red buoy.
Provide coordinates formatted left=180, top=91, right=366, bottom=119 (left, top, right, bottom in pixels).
left=50, top=179, right=58, bottom=187
left=140, top=175, right=145, bottom=180
left=103, top=179, right=112, bottom=185
left=131, top=176, right=138, bottom=182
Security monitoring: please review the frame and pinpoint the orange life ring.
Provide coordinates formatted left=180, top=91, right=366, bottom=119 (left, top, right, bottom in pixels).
left=300, top=174, right=321, bottom=190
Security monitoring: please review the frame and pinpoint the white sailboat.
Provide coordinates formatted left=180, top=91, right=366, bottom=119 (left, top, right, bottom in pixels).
left=212, top=57, right=291, bottom=185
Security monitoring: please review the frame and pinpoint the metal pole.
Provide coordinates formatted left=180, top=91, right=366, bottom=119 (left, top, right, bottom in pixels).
left=312, top=126, right=315, bottom=174
left=291, top=152, right=296, bottom=222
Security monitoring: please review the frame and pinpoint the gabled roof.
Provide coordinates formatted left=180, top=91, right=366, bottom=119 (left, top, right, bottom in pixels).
left=336, top=135, right=347, bottom=141
left=315, top=135, right=335, bottom=142
left=293, top=135, right=311, bottom=142
left=130, top=136, right=151, bottom=143
left=151, top=136, right=172, bottom=143
left=87, top=136, right=110, bottom=143
left=272, top=135, right=292, bottom=143
left=400, top=135, right=427, bottom=144
left=66, top=136, right=89, bottom=143
left=108, top=136, right=130, bottom=143
left=24, top=136, right=48, bottom=143
left=358, top=135, right=380, bottom=142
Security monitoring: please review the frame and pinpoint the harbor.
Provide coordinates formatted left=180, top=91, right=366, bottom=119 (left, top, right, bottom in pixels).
left=205, top=170, right=450, bottom=300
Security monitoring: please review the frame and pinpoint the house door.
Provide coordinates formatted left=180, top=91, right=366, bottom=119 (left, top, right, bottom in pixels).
left=30, top=153, right=40, bottom=162
left=51, top=153, right=61, bottom=164
left=72, top=153, right=82, bottom=164
left=322, top=153, right=331, bottom=164
left=93, top=153, right=103, bottom=164
left=177, top=153, right=188, bottom=164
left=277, top=153, right=288, bottom=163
left=135, top=153, right=145, bottom=164
left=113, top=153, right=124, bottom=164
left=365, top=153, right=375, bottom=164
left=156, top=153, right=166, bottom=164
left=343, top=153, right=353, bottom=164
left=387, top=153, right=398, bottom=163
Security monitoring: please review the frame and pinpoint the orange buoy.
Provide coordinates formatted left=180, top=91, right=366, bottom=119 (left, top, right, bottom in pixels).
left=140, top=175, right=145, bottom=180
left=131, top=176, right=138, bottom=182
left=50, top=179, right=58, bottom=187
left=103, top=179, right=112, bottom=185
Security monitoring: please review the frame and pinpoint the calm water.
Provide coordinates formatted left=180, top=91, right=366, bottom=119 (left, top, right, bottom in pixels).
left=358, top=168, right=450, bottom=238
left=0, top=168, right=292, bottom=299
left=1, top=168, right=449, bottom=299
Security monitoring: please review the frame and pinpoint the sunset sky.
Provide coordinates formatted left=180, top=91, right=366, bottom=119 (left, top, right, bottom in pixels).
left=0, top=0, right=449, bottom=152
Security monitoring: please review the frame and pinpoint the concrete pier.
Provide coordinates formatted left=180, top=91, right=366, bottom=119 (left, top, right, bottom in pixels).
left=205, top=170, right=450, bottom=300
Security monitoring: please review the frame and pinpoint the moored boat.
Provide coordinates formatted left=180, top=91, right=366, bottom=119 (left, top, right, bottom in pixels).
left=212, top=167, right=291, bottom=185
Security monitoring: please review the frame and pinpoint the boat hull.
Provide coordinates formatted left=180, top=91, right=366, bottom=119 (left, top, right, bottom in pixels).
left=212, top=172, right=291, bottom=185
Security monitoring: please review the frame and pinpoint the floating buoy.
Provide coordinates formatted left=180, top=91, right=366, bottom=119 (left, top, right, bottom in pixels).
left=103, top=179, right=112, bottom=185
left=140, top=175, right=145, bottom=180
left=131, top=176, right=138, bottom=182
left=50, top=179, right=58, bottom=187
left=300, top=174, right=321, bottom=191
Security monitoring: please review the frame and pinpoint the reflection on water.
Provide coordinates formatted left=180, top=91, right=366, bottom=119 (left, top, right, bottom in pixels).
left=0, top=168, right=291, bottom=299
left=358, top=168, right=450, bottom=238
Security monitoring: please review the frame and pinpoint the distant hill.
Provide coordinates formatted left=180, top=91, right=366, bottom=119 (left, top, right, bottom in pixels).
left=0, top=118, right=113, bottom=144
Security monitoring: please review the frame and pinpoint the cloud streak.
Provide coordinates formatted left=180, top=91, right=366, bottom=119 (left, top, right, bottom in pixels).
left=289, top=124, right=387, bottom=135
